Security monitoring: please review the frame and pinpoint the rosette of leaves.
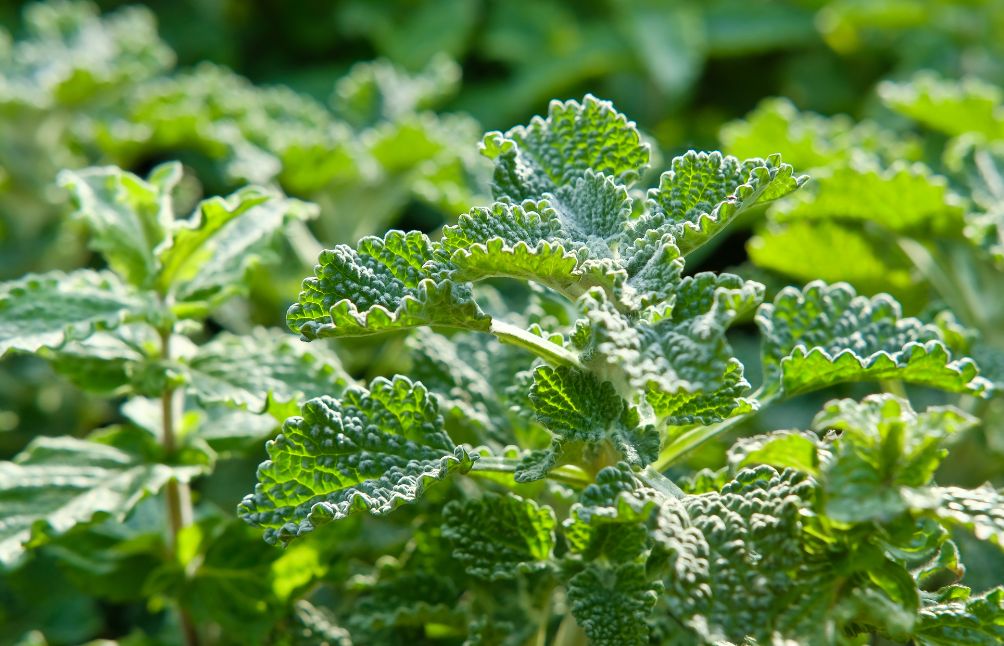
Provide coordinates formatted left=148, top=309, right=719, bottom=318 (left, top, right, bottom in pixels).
left=243, top=96, right=997, bottom=644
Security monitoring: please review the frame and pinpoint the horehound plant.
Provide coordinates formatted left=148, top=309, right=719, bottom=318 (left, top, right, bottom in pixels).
left=239, top=96, right=1004, bottom=644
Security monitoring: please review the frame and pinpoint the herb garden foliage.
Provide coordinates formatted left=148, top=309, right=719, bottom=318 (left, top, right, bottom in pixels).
left=236, top=96, right=1004, bottom=644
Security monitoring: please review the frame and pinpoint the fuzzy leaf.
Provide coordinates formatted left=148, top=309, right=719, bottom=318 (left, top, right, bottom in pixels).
left=640, top=150, right=806, bottom=255
left=516, top=366, right=658, bottom=481
left=0, top=270, right=155, bottom=356
left=915, top=586, right=1004, bottom=646
left=184, top=329, right=351, bottom=415
left=757, top=281, right=990, bottom=396
left=288, top=230, right=490, bottom=339
left=812, top=395, right=977, bottom=523
left=480, top=94, right=649, bottom=201
left=567, top=563, right=660, bottom=646
left=441, top=493, right=556, bottom=581
left=930, top=486, right=1004, bottom=548
left=239, top=376, right=475, bottom=545
left=58, top=159, right=179, bottom=289
left=0, top=434, right=202, bottom=567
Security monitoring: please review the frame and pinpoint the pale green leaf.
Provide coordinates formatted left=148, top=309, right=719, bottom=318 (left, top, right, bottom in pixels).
left=184, top=329, right=351, bottom=415
left=915, top=586, right=1004, bottom=646
left=640, top=150, right=806, bottom=255
left=0, top=434, right=201, bottom=567
left=239, top=376, right=476, bottom=545
left=757, top=281, right=990, bottom=396
left=880, top=74, right=1004, bottom=140
left=770, top=162, right=965, bottom=235
left=288, top=230, right=490, bottom=339
left=0, top=270, right=155, bottom=356
left=812, top=394, right=977, bottom=523
left=929, top=486, right=1004, bottom=548
left=749, top=220, right=921, bottom=301
left=480, top=94, right=649, bottom=201
left=58, top=163, right=179, bottom=287
left=441, top=493, right=556, bottom=581
left=720, top=97, right=920, bottom=170
left=159, top=187, right=318, bottom=304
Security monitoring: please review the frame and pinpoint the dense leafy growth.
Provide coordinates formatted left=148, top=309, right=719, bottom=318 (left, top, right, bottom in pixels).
left=2, top=1, right=1004, bottom=644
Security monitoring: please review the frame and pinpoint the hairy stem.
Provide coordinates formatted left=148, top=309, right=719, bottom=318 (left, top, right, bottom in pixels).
left=652, top=411, right=754, bottom=472
left=469, top=455, right=592, bottom=488
left=159, top=328, right=199, bottom=646
left=490, top=320, right=583, bottom=369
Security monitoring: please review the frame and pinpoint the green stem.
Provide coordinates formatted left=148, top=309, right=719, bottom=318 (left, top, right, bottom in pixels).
left=652, top=410, right=756, bottom=472
left=489, top=320, right=583, bottom=369
left=469, top=455, right=592, bottom=488
left=159, top=328, right=199, bottom=646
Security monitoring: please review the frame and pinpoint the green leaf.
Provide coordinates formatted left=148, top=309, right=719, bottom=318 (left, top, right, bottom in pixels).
left=812, top=394, right=977, bottom=523
left=770, top=162, right=965, bottom=235
left=42, top=325, right=159, bottom=396
left=721, top=97, right=920, bottom=170
left=757, top=281, right=991, bottom=397
left=59, top=163, right=179, bottom=288
left=0, top=434, right=202, bottom=567
left=641, top=150, right=806, bottom=255
left=663, top=466, right=823, bottom=644
left=289, top=600, right=353, bottom=646
left=288, top=230, right=490, bottom=339
left=749, top=220, right=921, bottom=302
left=915, top=586, right=1004, bottom=645
left=480, top=94, right=649, bottom=201
left=0, top=270, right=156, bottom=357
left=728, top=430, right=821, bottom=475
left=566, top=562, right=660, bottom=646
left=441, top=493, right=556, bottom=581
left=880, top=73, right=1004, bottom=140
left=159, top=187, right=318, bottom=305
left=574, top=276, right=759, bottom=425
left=239, top=376, right=476, bottom=545
left=184, top=329, right=351, bottom=416
left=929, top=486, right=1004, bottom=548
left=515, top=366, right=658, bottom=481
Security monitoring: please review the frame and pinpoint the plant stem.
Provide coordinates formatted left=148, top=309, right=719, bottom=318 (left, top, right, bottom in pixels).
left=651, top=412, right=751, bottom=472
left=469, top=455, right=592, bottom=487
left=489, top=320, right=583, bottom=369
left=158, top=328, right=199, bottom=646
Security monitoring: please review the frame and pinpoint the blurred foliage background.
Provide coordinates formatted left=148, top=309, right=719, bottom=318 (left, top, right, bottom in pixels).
left=1, top=0, right=1003, bottom=644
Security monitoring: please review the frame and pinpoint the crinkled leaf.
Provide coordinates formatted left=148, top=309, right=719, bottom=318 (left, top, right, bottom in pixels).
left=441, top=493, right=556, bottom=581
left=288, top=230, right=490, bottom=339
left=929, top=486, right=1004, bottom=548
left=567, top=562, right=660, bottom=646
left=289, top=600, right=353, bottom=646
left=880, top=74, right=1004, bottom=140
left=480, top=94, right=649, bottom=201
left=663, top=466, right=822, bottom=644
left=757, top=281, right=990, bottom=396
left=574, top=277, right=759, bottom=425
left=239, top=376, right=475, bottom=545
left=640, top=150, right=806, bottom=255
left=0, top=434, right=202, bottom=567
left=915, top=586, right=1004, bottom=646
left=159, top=187, right=318, bottom=304
left=59, top=163, right=178, bottom=288
left=0, top=270, right=156, bottom=356
left=812, top=394, right=977, bottom=523
left=184, top=329, right=351, bottom=416
left=515, top=366, right=658, bottom=481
